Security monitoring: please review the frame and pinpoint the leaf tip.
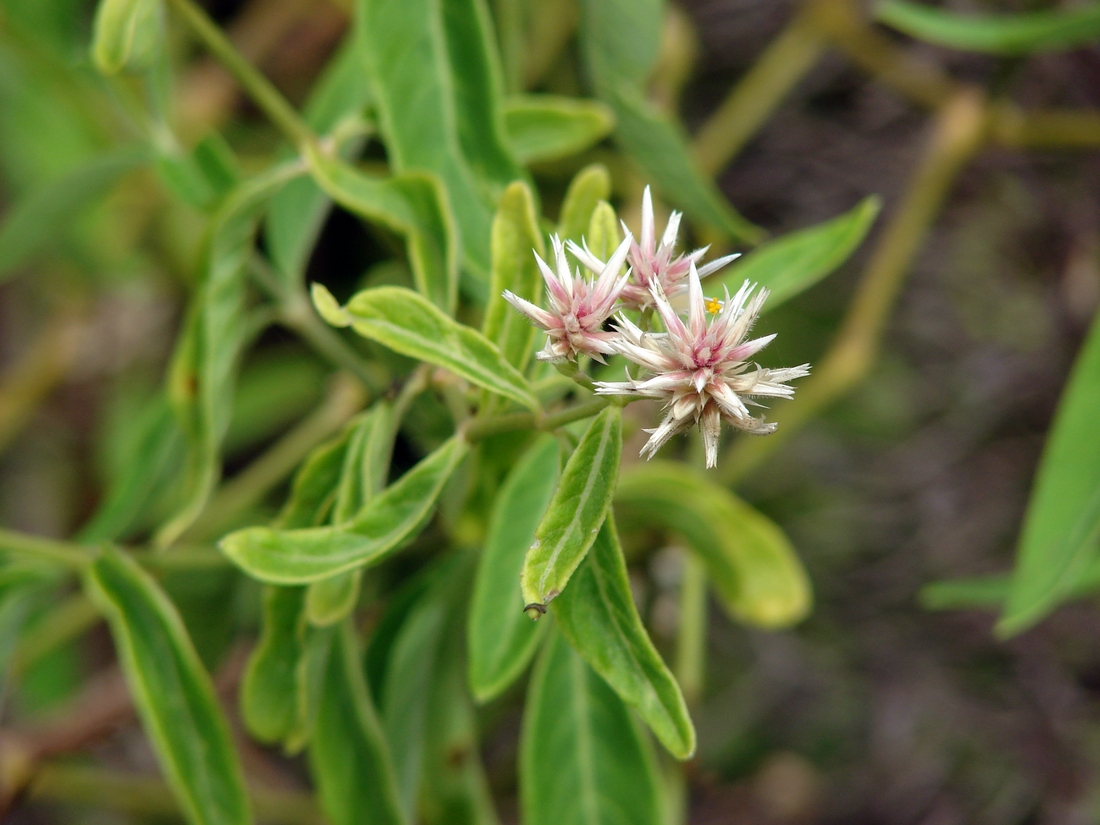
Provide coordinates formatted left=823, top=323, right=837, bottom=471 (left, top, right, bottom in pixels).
left=310, top=282, right=352, bottom=328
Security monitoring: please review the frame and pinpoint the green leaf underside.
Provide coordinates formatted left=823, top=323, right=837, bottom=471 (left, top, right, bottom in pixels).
left=0, top=147, right=149, bottom=283
left=358, top=0, right=524, bottom=291
left=522, top=406, right=622, bottom=607
left=711, top=196, right=881, bottom=312
left=309, top=623, right=406, bottom=825
left=306, top=150, right=458, bottom=313
left=557, top=165, right=612, bottom=244
left=221, top=436, right=470, bottom=583
left=158, top=163, right=307, bottom=547
left=338, top=286, right=538, bottom=410
left=469, top=436, right=560, bottom=702
left=240, top=586, right=305, bottom=744
left=481, top=181, right=546, bottom=374
left=615, top=461, right=812, bottom=629
left=876, top=0, right=1100, bottom=55
left=1000, top=310, right=1100, bottom=636
left=553, top=519, right=695, bottom=760
left=521, top=629, right=663, bottom=825
left=504, top=95, right=615, bottom=164
left=85, top=549, right=250, bottom=825
left=91, top=0, right=162, bottom=74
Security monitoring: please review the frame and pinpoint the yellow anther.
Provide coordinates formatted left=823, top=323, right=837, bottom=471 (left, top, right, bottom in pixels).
left=704, top=297, right=723, bottom=314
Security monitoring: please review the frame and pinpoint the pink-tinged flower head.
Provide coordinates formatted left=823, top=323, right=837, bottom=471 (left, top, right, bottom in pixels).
left=503, top=232, right=633, bottom=363
left=595, top=263, right=810, bottom=468
left=568, top=186, right=739, bottom=311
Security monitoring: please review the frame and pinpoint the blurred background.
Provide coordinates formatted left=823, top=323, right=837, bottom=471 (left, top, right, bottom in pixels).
left=2, top=0, right=1100, bottom=823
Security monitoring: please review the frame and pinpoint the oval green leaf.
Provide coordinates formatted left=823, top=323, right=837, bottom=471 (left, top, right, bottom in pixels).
left=315, top=284, right=538, bottom=411
left=521, top=629, right=663, bottom=825
left=552, top=518, right=695, bottom=760
left=616, top=461, right=812, bottom=629
left=91, top=0, right=163, bottom=74
left=521, top=406, right=622, bottom=607
left=308, top=622, right=406, bottom=825
left=504, top=95, right=615, bottom=164
left=85, top=548, right=250, bottom=825
left=221, top=436, right=470, bottom=583
left=709, top=196, right=881, bottom=313
left=468, top=436, right=560, bottom=702
left=481, top=181, right=546, bottom=374
left=240, top=585, right=305, bottom=745
left=1000, top=310, right=1100, bottom=636
left=876, top=0, right=1100, bottom=55
left=557, top=164, right=611, bottom=243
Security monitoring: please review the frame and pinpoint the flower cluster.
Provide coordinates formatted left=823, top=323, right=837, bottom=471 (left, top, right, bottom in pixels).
left=504, top=187, right=810, bottom=468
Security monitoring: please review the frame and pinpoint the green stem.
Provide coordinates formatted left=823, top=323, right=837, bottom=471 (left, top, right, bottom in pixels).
left=28, top=763, right=324, bottom=825
left=10, top=595, right=100, bottom=680
left=163, top=0, right=316, bottom=149
left=674, top=550, right=708, bottom=707
left=0, top=528, right=90, bottom=570
left=463, top=397, right=610, bottom=441
left=719, top=89, right=988, bottom=484
left=692, top=5, right=827, bottom=176
left=185, top=373, right=368, bottom=540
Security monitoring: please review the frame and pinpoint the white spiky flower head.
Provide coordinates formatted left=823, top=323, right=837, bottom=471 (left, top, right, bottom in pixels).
left=568, top=186, right=739, bottom=312
left=595, top=262, right=810, bottom=468
left=503, top=232, right=633, bottom=363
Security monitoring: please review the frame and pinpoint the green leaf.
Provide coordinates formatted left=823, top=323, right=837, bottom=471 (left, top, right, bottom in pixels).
left=1000, top=311, right=1100, bottom=636
left=0, top=568, right=57, bottom=693
left=552, top=519, right=695, bottom=759
left=557, top=164, right=612, bottom=243
left=221, top=436, right=470, bottom=583
left=276, top=429, right=354, bottom=530
left=306, top=148, right=459, bottom=313
left=157, top=163, right=306, bottom=547
left=481, top=181, right=546, bottom=373
left=469, top=436, right=559, bottom=702
left=504, top=95, right=615, bottom=164
left=91, top=0, right=163, bottom=74
left=309, top=622, right=406, bottom=825
left=316, top=284, right=538, bottom=410
left=357, top=0, right=525, bottom=291
left=616, top=461, right=811, bottom=629
left=522, top=407, right=621, bottom=607
left=521, top=629, right=663, bottom=825
left=923, top=555, right=1100, bottom=612
left=266, top=34, right=375, bottom=288
left=586, top=201, right=621, bottom=261
left=876, top=0, right=1100, bottom=55
left=155, top=133, right=241, bottom=213
left=580, top=0, right=663, bottom=85
left=710, top=196, right=881, bottom=312
left=305, top=570, right=362, bottom=628
left=0, top=147, right=148, bottom=283
left=240, top=585, right=305, bottom=744
left=85, top=548, right=250, bottom=825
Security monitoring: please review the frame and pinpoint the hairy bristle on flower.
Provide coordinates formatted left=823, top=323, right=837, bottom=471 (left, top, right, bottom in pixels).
left=595, top=263, right=809, bottom=468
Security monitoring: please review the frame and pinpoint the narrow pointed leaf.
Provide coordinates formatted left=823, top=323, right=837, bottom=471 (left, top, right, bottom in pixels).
left=876, top=0, right=1100, bottom=55
left=240, top=586, right=305, bottom=744
left=522, top=406, right=621, bottom=607
left=221, top=436, right=470, bottom=583
left=158, top=163, right=306, bottom=546
left=521, top=629, right=663, bottom=825
left=616, top=461, right=811, bottom=628
left=357, top=0, right=524, bottom=290
left=552, top=519, right=695, bottom=759
left=306, top=148, right=458, bottom=312
left=469, top=436, right=559, bottom=702
left=710, top=196, right=881, bottom=312
left=504, top=95, right=615, bottom=164
left=85, top=548, right=250, bottom=825
left=557, top=164, right=612, bottom=243
left=481, top=181, right=546, bottom=373
left=91, top=0, right=163, bottom=74
left=317, top=285, right=538, bottom=410
left=308, top=622, right=406, bottom=825
left=1000, top=311, right=1100, bottom=636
